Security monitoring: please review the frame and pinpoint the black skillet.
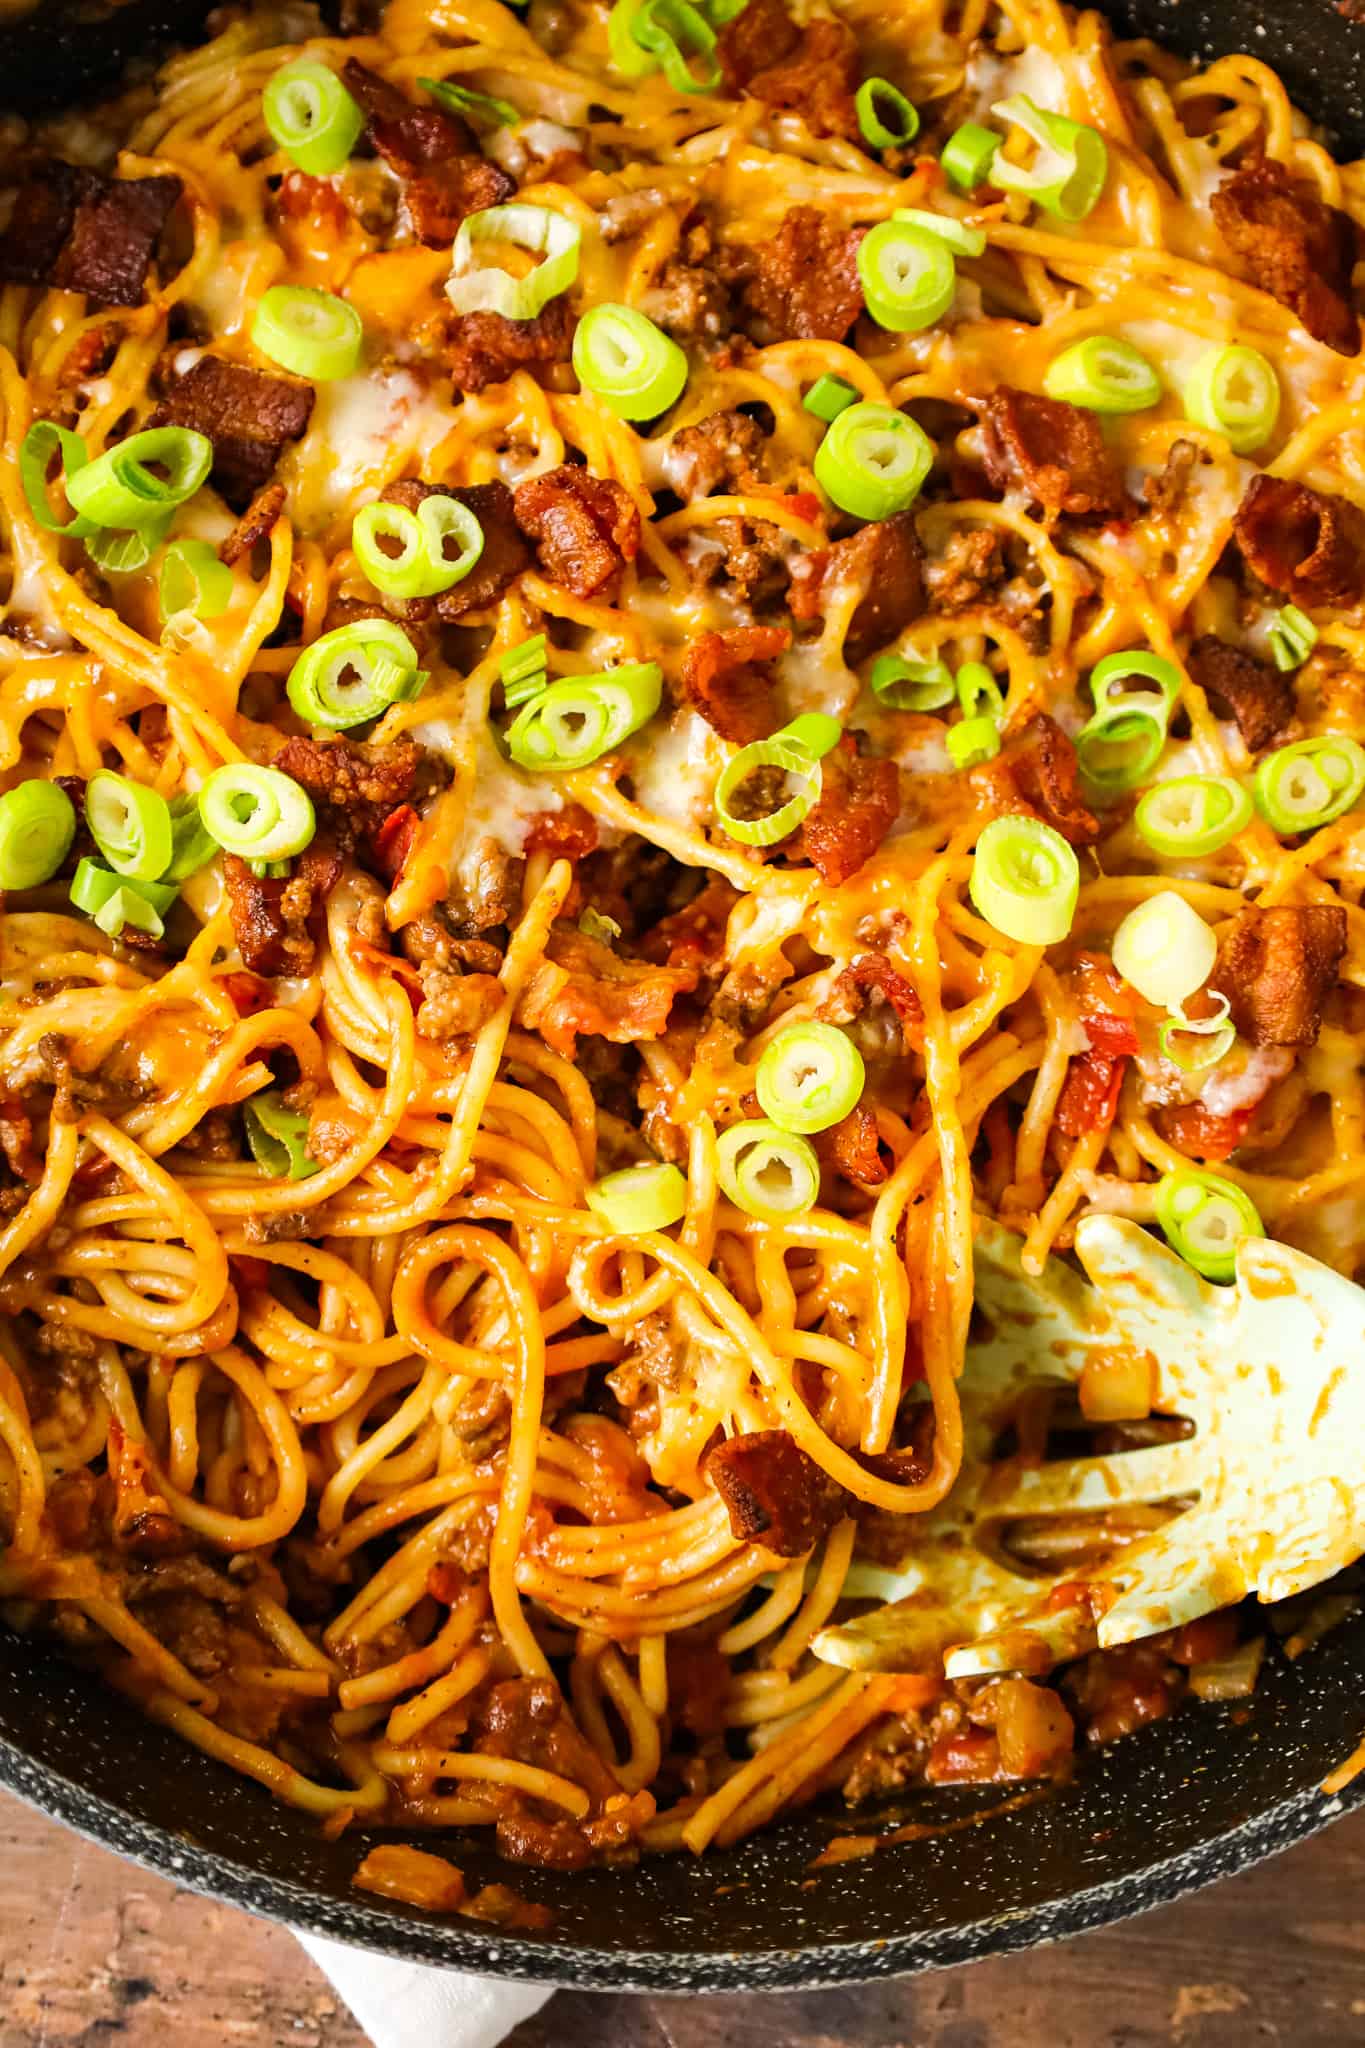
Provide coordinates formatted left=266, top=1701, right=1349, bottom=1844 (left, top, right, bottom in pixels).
left=2, top=0, right=1365, bottom=1990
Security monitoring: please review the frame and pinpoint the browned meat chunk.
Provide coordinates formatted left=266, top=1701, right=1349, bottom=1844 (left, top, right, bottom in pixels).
left=475, top=1676, right=646, bottom=1869
left=514, top=465, right=640, bottom=598
left=980, top=387, right=1129, bottom=523
left=1233, top=473, right=1365, bottom=608
left=971, top=713, right=1100, bottom=847
left=150, top=355, right=314, bottom=510
left=801, top=738, right=899, bottom=884
left=694, top=515, right=796, bottom=608
left=741, top=206, right=864, bottom=341
left=218, top=482, right=287, bottom=566
left=668, top=409, right=766, bottom=499
left=718, top=0, right=860, bottom=138
left=1187, top=635, right=1294, bottom=752
left=823, top=950, right=924, bottom=1049
left=706, top=1429, right=844, bottom=1556
left=272, top=735, right=418, bottom=816
left=924, top=526, right=1008, bottom=614
left=341, top=60, right=513, bottom=244
left=444, top=298, right=576, bottom=393
left=0, top=159, right=181, bottom=308
left=381, top=477, right=530, bottom=617
left=679, top=624, right=788, bottom=743
left=717, top=0, right=800, bottom=87
left=517, top=927, right=697, bottom=1056
left=1211, top=159, right=1359, bottom=356
left=221, top=848, right=342, bottom=977
left=1210, top=904, right=1347, bottom=1045
left=789, top=510, right=924, bottom=662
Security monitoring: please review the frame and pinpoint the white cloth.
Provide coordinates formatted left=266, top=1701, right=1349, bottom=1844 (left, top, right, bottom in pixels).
left=300, top=1932, right=554, bottom=2048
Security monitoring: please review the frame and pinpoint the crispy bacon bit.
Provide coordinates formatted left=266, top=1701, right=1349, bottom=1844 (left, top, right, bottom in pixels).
left=222, top=848, right=342, bottom=978
left=679, top=624, right=789, bottom=744
left=824, top=951, right=924, bottom=1050
left=1211, top=159, right=1360, bottom=356
left=443, top=297, right=576, bottom=393
left=0, top=159, right=181, bottom=308
left=1152, top=1099, right=1254, bottom=1162
left=718, top=0, right=860, bottom=138
left=640, top=876, right=740, bottom=969
left=372, top=804, right=419, bottom=882
left=513, top=465, right=640, bottom=598
left=706, top=1428, right=844, bottom=1556
left=824, top=1102, right=889, bottom=1185
left=218, top=483, right=287, bottom=567
left=972, top=714, right=1100, bottom=848
left=668, top=409, right=767, bottom=499
left=524, top=803, right=599, bottom=859
left=341, top=60, right=513, bottom=244
left=1232, top=473, right=1365, bottom=608
left=789, top=510, right=924, bottom=663
left=517, top=927, right=697, bottom=1056
left=273, top=734, right=418, bottom=818
left=980, top=387, right=1130, bottom=523
left=741, top=206, right=864, bottom=341
left=150, top=355, right=314, bottom=511
left=1210, top=903, right=1347, bottom=1047
left=800, top=739, right=899, bottom=886
left=1187, top=635, right=1294, bottom=753
left=381, top=477, right=529, bottom=617
left=1056, top=955, right=1137, bottom=1137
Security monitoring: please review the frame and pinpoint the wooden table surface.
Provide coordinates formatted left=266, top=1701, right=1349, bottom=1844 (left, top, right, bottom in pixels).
left=4, top=1785, right=1365, bottom=2048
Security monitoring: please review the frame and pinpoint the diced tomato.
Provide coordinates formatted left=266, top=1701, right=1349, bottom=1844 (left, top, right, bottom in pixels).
left=372, top=804, right=419, bottom=882
left=1154, top=1100, right=1254, bottom=1162
left=783, top=491, right=822, bottom=525
left=1056, top=1048, right=1128, bottom=1136
left=1082, top=1010, right=1139, bottom=1059
left=221, top=971, right=274, bottom=1016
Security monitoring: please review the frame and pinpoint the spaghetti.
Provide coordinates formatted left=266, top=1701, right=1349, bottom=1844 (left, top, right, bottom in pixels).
left=0, top=0, right=1363, bottom=1888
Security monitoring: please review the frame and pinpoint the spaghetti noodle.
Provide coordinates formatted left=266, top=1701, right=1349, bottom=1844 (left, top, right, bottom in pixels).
left=0, top=0, right=1363, bottom=1886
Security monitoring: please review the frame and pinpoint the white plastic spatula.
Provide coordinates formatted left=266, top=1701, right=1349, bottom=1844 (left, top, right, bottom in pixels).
left=813, top=1215, right=1365, bottom=1679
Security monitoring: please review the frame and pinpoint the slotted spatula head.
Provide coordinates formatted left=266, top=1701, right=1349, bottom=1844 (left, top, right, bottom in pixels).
left=813, top=1215, right=1365, bottom=1680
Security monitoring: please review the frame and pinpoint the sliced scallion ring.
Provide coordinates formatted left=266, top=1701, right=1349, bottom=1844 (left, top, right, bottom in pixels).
left=66, top=427, right=212, bottom=529
left=504, top=662, right=662, bottom=771
left=1253, top=734, right=1365, bottom=834
left=164, top=795, right=218, bottom=883
left=252, top=285, right=363, bottom=381
left=573, top=302, right=688, bottom=420
left=86, top=515, right=173, bottom=576
left=857, top=218, right=957, bottom=332
left=713, top=713, right=842, bottom=847
left=262, top=59, right=365, bottom=175
left=0, top=779, right=76, bottom=890
left=1043, top=334, right=1162, bottom=414
left=941, top=120, right=1000, bottom=191
left=947, top=713, right=1001, bottom=769
left=1155, top=1167, right=1262, bottom=1283
left=160, top=538, right=233, bottom=626
left=585, top=1161, right=688, bottom=1232
left=1134, top=775, right=1252, bottom=858
left=1111, top=890, right=1216, bottom=1010
left=755, top=1021, right=865, bottom=1135
left=867, top=652, right=954, bottom=710
left=803, top=374, right=859, bottom=424
left=199, top=763, right=316, bottom=862
left=990, top=94, right=1109, bottom=221
left=631, top=0, right=720, bottom=92
left=244, top=1090, right=319, bottom=1181
left=1267, top=603, right=1317, bottom=672
left=70, top=856, right=177, bottom=938
left=813, top=402, right=934, bottom=521
left=892, top=205, right=986, bottom=258
left=855, top=77, right=919, bottom=150
left=19, top=421, right=94, bottom=537
left=1181, top=343, right=1280, bottom=455
left=419, top=74, right=519, bottom=128
left=85, top=771, right=174, bottom=882
left=1158, top=994, right=1235, bottom=1075
left=969, top=815, right=1079, bottom=945
left=352, top=495, right=485, bottom=600
left=956, top=661, right=1004, bottom=721
left=287, top=619, right=426, bottom=728
left=716, top=1118, right=820, bottom=1221
left=446, top=203, right=581, bottom=322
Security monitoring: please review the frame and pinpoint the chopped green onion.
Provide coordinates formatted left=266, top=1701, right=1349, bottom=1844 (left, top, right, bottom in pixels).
left=160, top=538, right=232, bottom=627
left=756, top=1020, right=865, bottom=1135
left=990, top=95, right=1109, bottom=221
left=1268, top=604, right=1317, bottom=672
left=969, top=815, right=1079, bottom=946
left=813, top=402, right=933, bottom=521
left=855, top=77, right=919, bottom=150
left=85, top=771, right=174, bottom=882
left=1111, top=890, right=1215, bottom=1010
left=573, top=302, right=688, bottom=420
left=66, top=427, right=212, bottom=530
left=164, top=795, right=218, bottom=883
left=1087, top=653, right=1183, bottom=727
left=606, top=0, right=660, bottom=79
left=947, top=713, right=1001, bottom=769
left=716, top=1118, right=820, bottom=1220
left=803, top=374, right=859, bottom=424
left=70, top=856, right=176, bottom=939
left=505, top=662, right=662, bottom=771
left=199, top=763, right=316, bottom=862
left=1158, top=996, right=1235, bottom=1075
left=1134, top=774, right=1253, bottom=858
left=287, top=619, right=425, bottom=729
left=244, top=1090, right=319, bottom=1181
left=252, top=285, right=362, bottom=381
left=1075, top=649, right=1183, bottom=797
left=868, top=652, right=954, bottom=710
left=941, top=120, right=1000, bottom=191
left=501, top=634, right=548, bottom=706
left=87, top=517, right=174, bottom=577
left=447, top=203, right=581, bottom=322
left=1181, top=343, right=1279, bottom=455
left=262, top=59, right=364, bottom=175
left=578, top=906, right=621, bottom=943
left=585, top=1161, right=688, bottom=1232
left=0, top=779, right=75, bottom=890
left=956, top=661, right=1004, bottom=721
left=713, top=712, right=841, bottom=847
left=857, top=218, right=956, bottom=332
left=352, top=495, right=484, bottom=600
left=892, top=206, right=986, bottom=258
left=1043, top=335, right=1161, bottom=414
left=631, top=0, right=720, bottom=92
left=1155, top=1168, right=1262, bottom=1283
left=419, top=74, right=518, bottom=128
left=19, top=421, right=93, bottom=537
left=1253, top=734, right=1365, bottom=834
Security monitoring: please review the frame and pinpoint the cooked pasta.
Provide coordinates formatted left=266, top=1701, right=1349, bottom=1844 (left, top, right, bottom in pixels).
left=0, top=0, right=1362, bottom=1888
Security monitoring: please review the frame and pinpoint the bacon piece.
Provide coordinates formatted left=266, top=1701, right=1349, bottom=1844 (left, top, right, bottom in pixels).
left=639, top=876, right=740, bottom=969
left=789, top=510, right=924, bottom=663
left=1210, top=903, right=1346, bottom=1047
left=800, top=738, right=899, bottom=885
left=980, top=387, right=1129, bottom=523
left=1211, top=159, right=1359, bottom=356
left=150, top=355, right=314, bottom=511
left=824, top=951, right=924, bottom=1050
left=1187, top=635, right=1293, bottom=753
left=1152, top=1100, right=1254, bottom=1163
left=679, top=624, right=789, bottom=744
left=1232, top=473, right=1365, bottom=608
left=517, top=927, right=697, bottom=1056
left=219, top=483, right=287, bottom=567
left=0, top=159, right=181, bottom=308
left=443, top=298, right=576, bottom=394
left=273, top=735, right=418, bottom=817
left=972, top=714, right=1100, bottom=848
left=524, top=803, right=599, bottom=860
left=741, top=205, right=864, bottom=341
left=706, top=1428, right=844, bottom=1556
left=381, top=477, right=530, bottom=617
left=668, top=409, right=767, bottom=499
left=1056, top=956, right=1137, bottom=1137
left=222, top=848, right=342, bottom=977
left=824, top=1102, right=889, bottom=1185
left=371, top=804, right=419, bottom=882
left=341, top=59, right=513, bottom=244
left=718, top=0, right=860, bottom=138
left=513, top=465, right=640, bottom=598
